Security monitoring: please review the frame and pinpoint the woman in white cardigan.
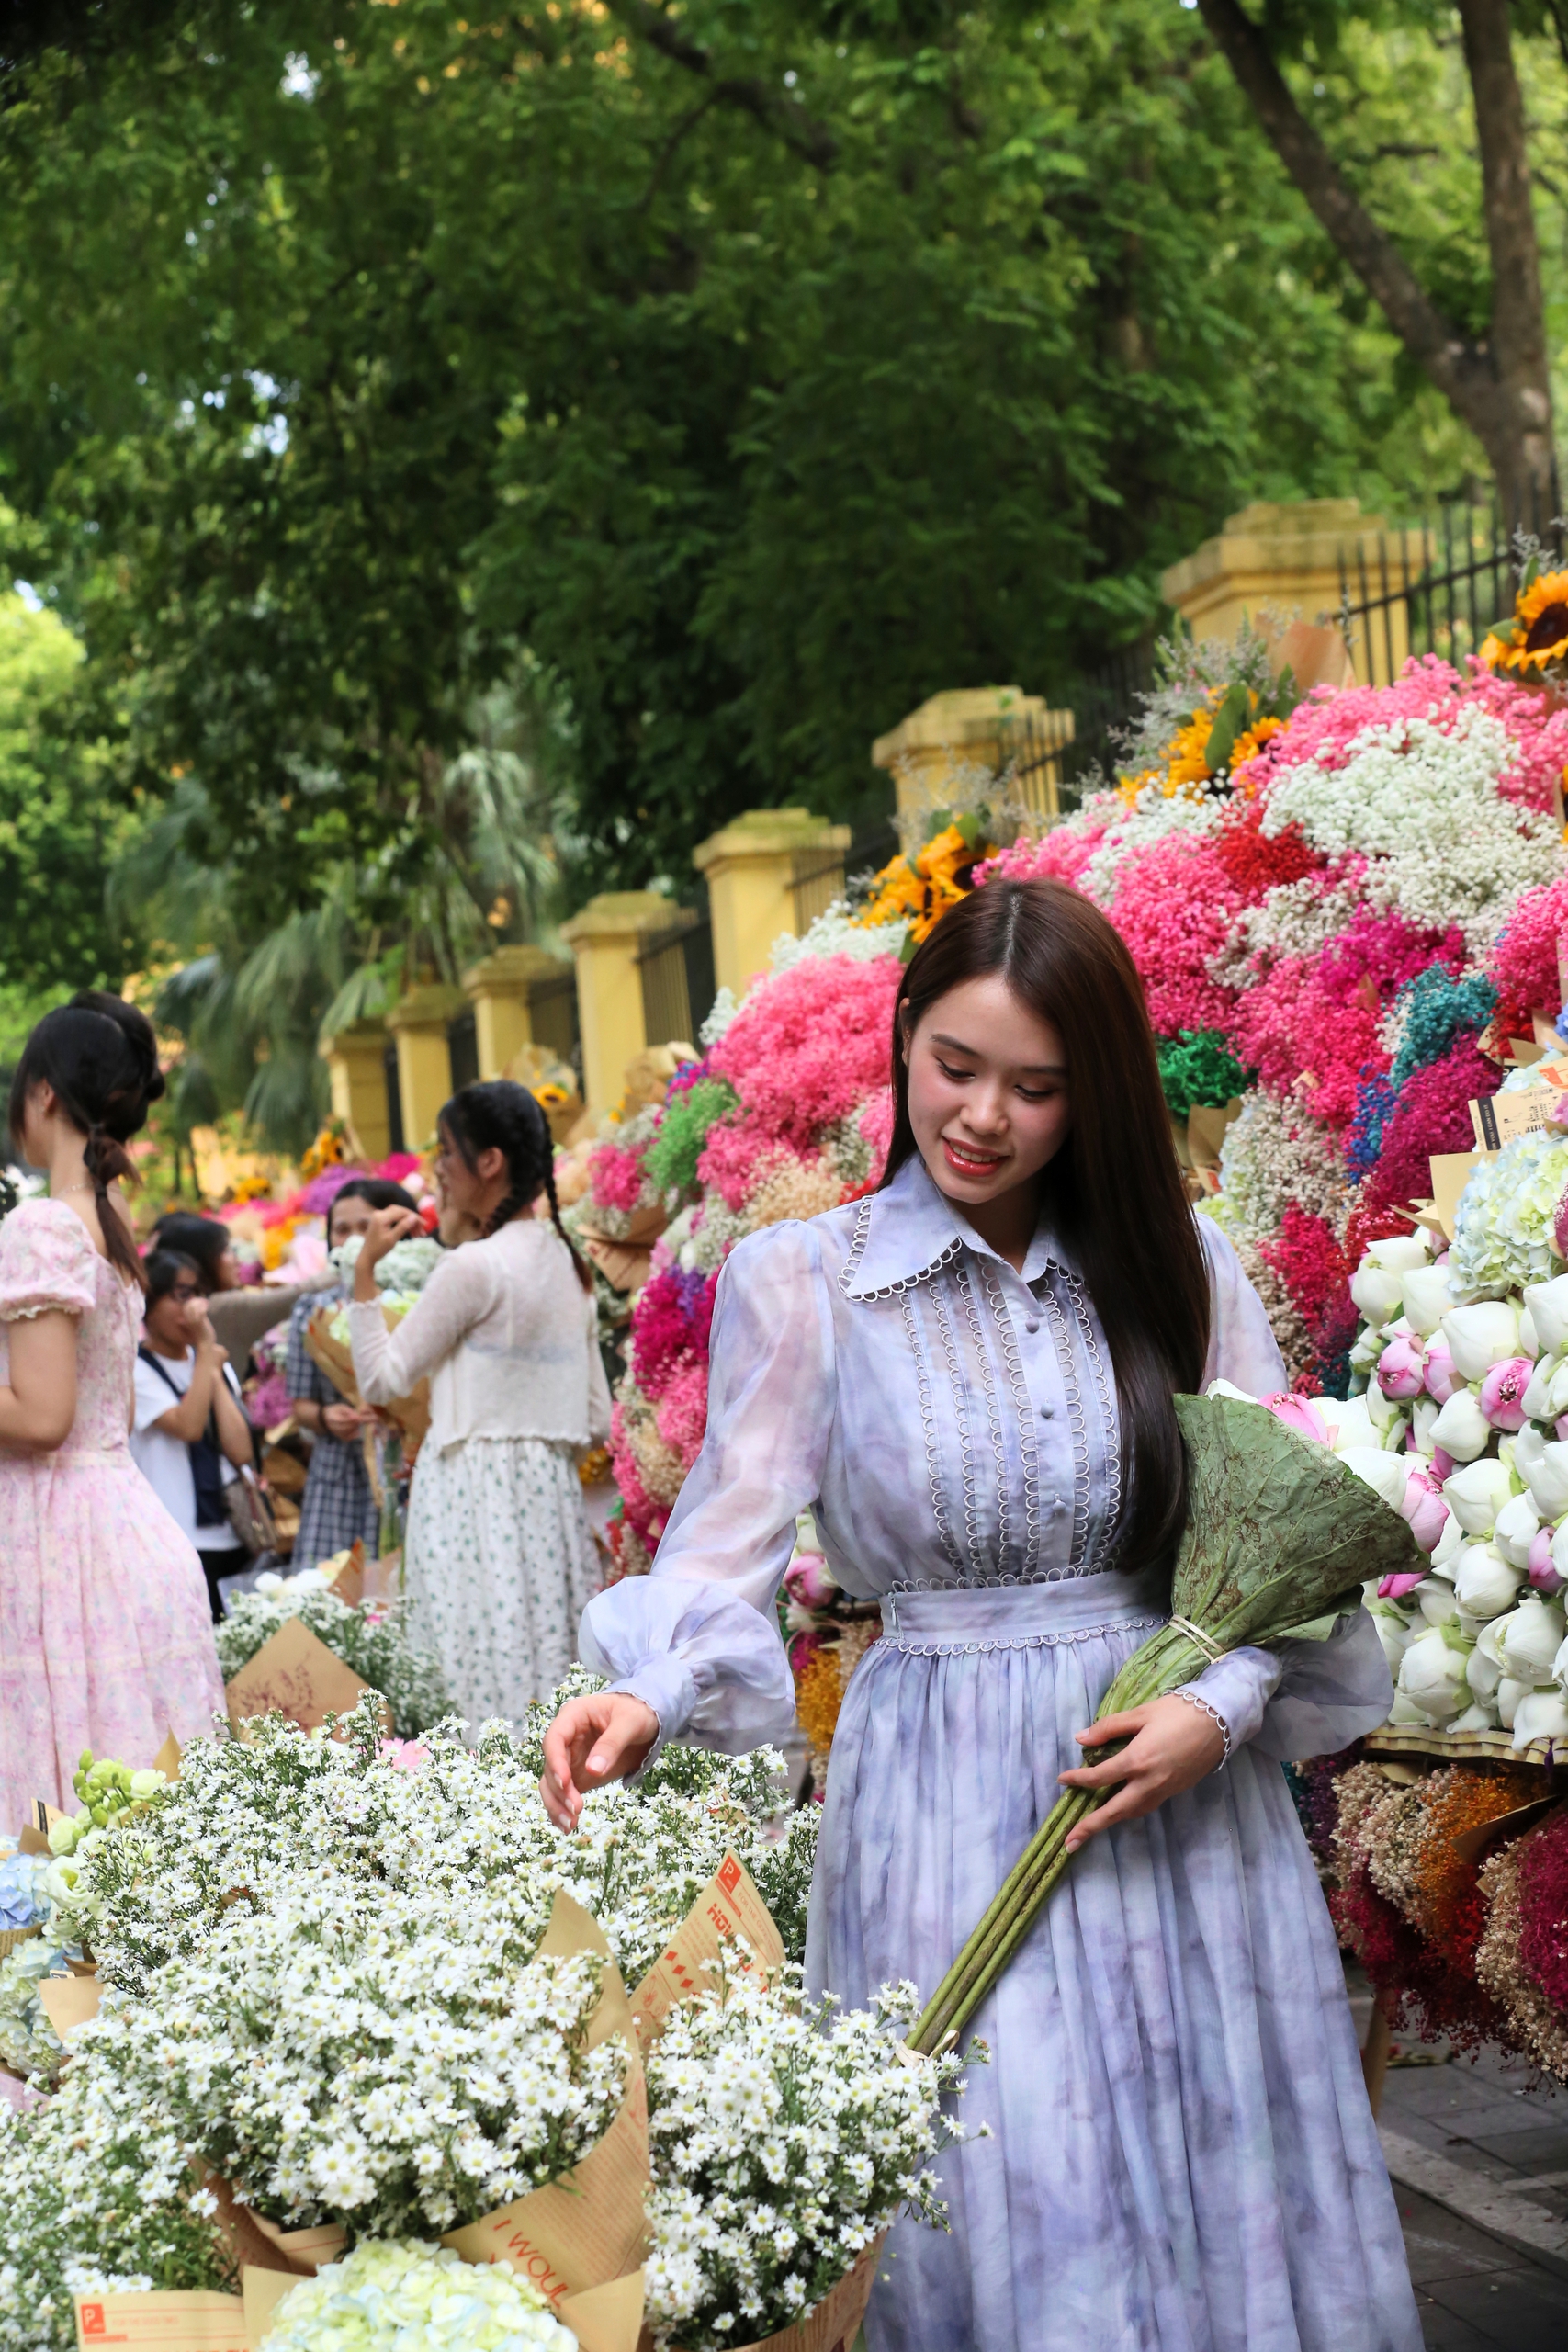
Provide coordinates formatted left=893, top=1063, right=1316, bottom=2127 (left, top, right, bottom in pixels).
left=350, top=1080, right=609, bottom=1724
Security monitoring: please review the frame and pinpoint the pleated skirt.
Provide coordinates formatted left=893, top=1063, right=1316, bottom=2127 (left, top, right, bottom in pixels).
left=805, top=1570, right=1421, bottom=2352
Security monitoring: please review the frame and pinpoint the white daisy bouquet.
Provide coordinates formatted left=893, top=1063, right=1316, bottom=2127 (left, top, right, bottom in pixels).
left=642, top=1968, right=971, bottom=2351
left=214, top=1575, right=449, bottom=1738
left=91, top=1879, right=628, bottom=2237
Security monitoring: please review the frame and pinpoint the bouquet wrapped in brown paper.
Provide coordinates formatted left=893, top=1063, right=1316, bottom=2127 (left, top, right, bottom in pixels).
left=301, top=1306, right=431, bottom=1456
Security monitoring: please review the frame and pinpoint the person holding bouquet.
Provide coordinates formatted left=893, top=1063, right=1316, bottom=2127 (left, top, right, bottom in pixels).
left=0, top=1002, right=222, bottom=1819
left=349, top=1081, right=608, bottom=1724
left=542, top=882, right=1418, bottom=2352
left=285, top=1175, right=417, bottom=1568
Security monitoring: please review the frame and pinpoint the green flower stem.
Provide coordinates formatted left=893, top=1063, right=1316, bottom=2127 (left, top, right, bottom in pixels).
left=908, top=1629, right=1210, bottom=2057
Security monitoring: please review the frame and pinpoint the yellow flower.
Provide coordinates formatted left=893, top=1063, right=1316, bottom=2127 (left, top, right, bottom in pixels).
left=1487, top=571, right=1568, bottom=673
left=1163, top=709, right=1214, bottom=795
left=300, top=1123, right=348, bottom=1179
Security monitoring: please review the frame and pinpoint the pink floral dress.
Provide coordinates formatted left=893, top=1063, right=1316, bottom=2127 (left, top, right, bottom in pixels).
left=0, top=1199, right=223, bottom=1820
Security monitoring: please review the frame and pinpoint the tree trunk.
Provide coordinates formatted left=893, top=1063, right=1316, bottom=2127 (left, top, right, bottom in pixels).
left=1196, top=0, right=1553, bottom=522
left=1456, top=0, right=1554, bottom=525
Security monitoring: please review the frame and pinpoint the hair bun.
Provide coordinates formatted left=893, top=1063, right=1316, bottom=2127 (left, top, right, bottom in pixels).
left=67, top=989, right=165, bottom=1122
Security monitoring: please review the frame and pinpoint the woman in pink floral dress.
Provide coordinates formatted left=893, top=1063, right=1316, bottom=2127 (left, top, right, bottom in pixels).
left=0, top=1002, right=222, bottom=1820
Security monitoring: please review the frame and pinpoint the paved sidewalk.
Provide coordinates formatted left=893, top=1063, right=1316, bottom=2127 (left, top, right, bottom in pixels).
left=1346, top=1965, right=1568, bottom=2347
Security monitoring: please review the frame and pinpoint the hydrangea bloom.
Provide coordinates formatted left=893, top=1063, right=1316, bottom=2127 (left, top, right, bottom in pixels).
left=1450, top=1130, right=1568, bottom=1295
left=265, top=2238, right=576, bottom=2351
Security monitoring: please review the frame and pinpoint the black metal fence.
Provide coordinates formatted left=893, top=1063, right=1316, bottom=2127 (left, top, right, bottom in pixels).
left=637, top=904, right=716, bottom=1048
left=1337, top=483, right=1563, bottom=688
left=528, top=966, right=581, bottom=1075
left=1012, top=642, right=1155, bottom=815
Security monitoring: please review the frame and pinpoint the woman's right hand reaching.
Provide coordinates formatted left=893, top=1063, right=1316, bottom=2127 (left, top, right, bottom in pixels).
left=540, top=1690, right=660, bottom=1829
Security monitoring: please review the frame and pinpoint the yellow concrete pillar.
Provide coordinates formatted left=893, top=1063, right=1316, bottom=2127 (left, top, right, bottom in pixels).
left=385, top=983, right=466, bottom=1150
left=1160, top=499, right=1430, bottom=684
left=872, top=687, right=1073, bottom=825
left=461, top=944, right=573, bottom=1080
left=693, top=808, right=852, bottom=999
left=319, top=1020, right=391, bottom=1164
left=558, top=891, right=671, bottom=1117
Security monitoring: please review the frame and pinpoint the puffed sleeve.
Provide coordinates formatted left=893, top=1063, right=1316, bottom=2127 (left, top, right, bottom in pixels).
left=1179, top=1211, right=1393, bottom=1758
left=0, top=1201, right=99, bottom=1320
left=580, top=1218, right=837, bottom=1753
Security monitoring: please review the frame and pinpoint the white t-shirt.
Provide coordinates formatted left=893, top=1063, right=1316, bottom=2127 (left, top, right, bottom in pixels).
left=130, top=1348, right=245, bottom=1552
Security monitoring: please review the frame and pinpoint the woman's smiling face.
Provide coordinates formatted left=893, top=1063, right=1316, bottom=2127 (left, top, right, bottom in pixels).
left=902, top=972, right=1074, bottom=1214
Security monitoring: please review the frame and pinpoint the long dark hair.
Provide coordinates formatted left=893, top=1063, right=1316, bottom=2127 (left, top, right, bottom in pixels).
left=440, top=1080, right=592, bottom=1292
left=885, top=878, right=1210, bottom=1575
left=7, top=1003, right=160, bottom=1288
left=330, top=1176, right=418, bottom=1238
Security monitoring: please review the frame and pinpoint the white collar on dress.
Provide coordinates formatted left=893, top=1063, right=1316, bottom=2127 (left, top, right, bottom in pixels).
left=840, top=1153, right=1081, bottom=1299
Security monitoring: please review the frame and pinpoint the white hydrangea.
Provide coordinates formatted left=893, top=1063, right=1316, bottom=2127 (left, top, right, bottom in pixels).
left=1258, top=708, right=1561, bottom=956
left=265, top=2239, right=578, bottom=2350
left=1450, top=1130, right=1568, bottom=1295
left=642, top=1969, right=974, bottom=2351
left=329, top=1231, right=443, bottom=1295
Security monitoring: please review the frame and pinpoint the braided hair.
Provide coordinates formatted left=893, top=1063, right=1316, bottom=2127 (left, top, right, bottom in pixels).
left=7, top=1003, right=161, bottom=1289
left=439, top=1080, right=592, bottom=1291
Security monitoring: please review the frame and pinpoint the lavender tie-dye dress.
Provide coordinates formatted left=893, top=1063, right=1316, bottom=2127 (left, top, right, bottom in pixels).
left=583, top=1157, right=1420, bottom=2352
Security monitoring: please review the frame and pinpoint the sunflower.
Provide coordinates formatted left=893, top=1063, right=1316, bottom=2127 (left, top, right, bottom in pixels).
left=1163, top=709, right=1215, bottom=795
left=1489, top=571, right=1568, bottom=673
left=1228, top=714, right=1284, bottom=797
left=856, top=822, right=991, bottom=944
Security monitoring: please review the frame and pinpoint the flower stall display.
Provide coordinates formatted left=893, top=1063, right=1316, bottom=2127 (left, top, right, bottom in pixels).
left=1292, top=1756, right=1568, bottom=2086
left=0, top=1690, right=966, bottom=2352
left=1480, top=547, right=1568, bottom=692
left=304, top=1227, right=443, bottom=1464
left=213, top=1568, right=449, bottom=1740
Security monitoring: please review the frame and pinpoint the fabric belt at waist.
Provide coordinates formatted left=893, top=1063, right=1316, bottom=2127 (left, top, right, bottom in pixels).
left=878, top=1565, right=1168, bottom=1657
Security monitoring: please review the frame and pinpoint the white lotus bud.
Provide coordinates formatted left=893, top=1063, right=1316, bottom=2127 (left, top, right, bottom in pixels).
left=1524, top=1272, right=1568, bottom=1354
left=1548, top=1359, right=1568, bottom=1418
left=1403, top=1264, right=1462, bottom=1338
left=1452, top=1544, right=1525, bottom=1621
left=1522, top=1352, right=1560, bottom=1421
left=1442, top=1303, right=1521, bottom=1381
left=1351, top=1265, right=1405, bottom=1326
left=1325, top=1396, right=1381, bottom=1453
left=1416, top=1577, right=1464, bottom=1627
left=1492, top=1491, right=1540, bottom=1568
left=1367, top=1236, right=1432, bottom=1272
left=1513, top=1428, right=1568, bottom=1519
left=1517, top=1305, right=1540, bottom=1361
left=1496, top=1594, right=1568, bottom=1681
left=1442, top=1458, right=1515, bottom=1536
left=1337, top=1448, right=1408, bottom=1510
left=1450, top=1702, right=1503, bottom=1735
left=1388, top=1691, right=1432, bottom=1726
left=1427, top=1388, right=1492, bottom=1464
left=1512, top=1688, right=1568, bottom=1751
left=1497, top=1676, right=1532, bottom=1729
left=1467, top=1638, right=1504, bottom=1700
left=1363, top=1383, right=1406, bottom=1440
left=1430, top=1512, right=1465, bottom=1573
left=1398, top=1627, right=1473, bottom=1724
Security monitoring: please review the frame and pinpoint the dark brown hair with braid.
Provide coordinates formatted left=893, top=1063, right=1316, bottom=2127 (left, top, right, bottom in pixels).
left=437, top=1080, right=592, bottom=1292
left=7, top=1003, right=163, bottom=1289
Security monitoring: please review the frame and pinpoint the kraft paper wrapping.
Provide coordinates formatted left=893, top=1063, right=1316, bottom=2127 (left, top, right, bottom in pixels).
left=639, top=2233, right=887, bottom=2352
left=73, top=2293, right=248, bottom=2350
left=39, top=1974, right=101, bottom=2040
left=443, top=1892, right=649, bottom=2352
left=0, top=1924, right=41, bottom=1958
left=628, top=1854, right=784, bottom=2049
left=223, top=1618, right=390, bottom=1741
left=302, top=1308, right=431, bottom=1453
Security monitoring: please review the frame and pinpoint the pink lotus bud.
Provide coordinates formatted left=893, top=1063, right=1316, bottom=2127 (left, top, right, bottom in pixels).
left=1377, top=1335, right=1426, bottom=1401
left=1422, top=1337, right=1461, bottom=1404
left=1556, top=1415, right=1568, bottom=1445
left=1258, top=1393, right=1330, bottom=1444
left=1378, top=1570, right=1427, bottom=1600
left=1399, top=1464, right=1450, bottom=1553
left=1527, top=1525, right=1564, bottom=1597
left=1479, top=1357, right=1534, bottom=1431
left=784, top=1552, right=839, bottom=1611
left=1430, top=1446, right=1457, bottom=1480
left=1555, top=1187, right=1568, bottom=1260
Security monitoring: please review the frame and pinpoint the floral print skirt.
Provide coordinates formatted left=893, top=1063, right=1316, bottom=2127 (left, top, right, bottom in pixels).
left=403, top=1436, right=601, bottom=1728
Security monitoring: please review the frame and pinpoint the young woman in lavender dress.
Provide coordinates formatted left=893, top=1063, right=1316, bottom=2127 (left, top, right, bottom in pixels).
left=542, top=880, right=1419, bottom=2352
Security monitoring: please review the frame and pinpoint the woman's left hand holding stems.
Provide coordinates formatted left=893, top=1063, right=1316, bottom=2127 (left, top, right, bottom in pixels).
left=1057, top=1694, right=1226, bottom=1853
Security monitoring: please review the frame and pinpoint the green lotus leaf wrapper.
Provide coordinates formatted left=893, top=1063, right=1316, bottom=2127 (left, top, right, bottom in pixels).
left=908, top=1393, right=1423, bottom=2056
